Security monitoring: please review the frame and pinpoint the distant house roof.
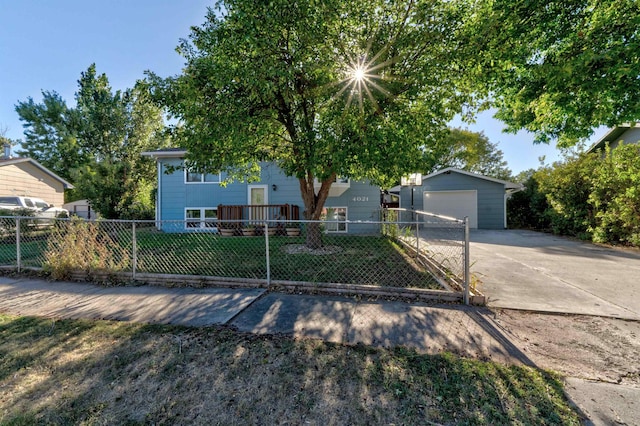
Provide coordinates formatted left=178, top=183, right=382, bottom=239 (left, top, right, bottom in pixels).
left=141, top=148, right=187, bottom=158
left=390, top=167, right=521, bottom=192
left=0, top=157, right=74, bottom=189
left=586, top=123, right=640, bottom=153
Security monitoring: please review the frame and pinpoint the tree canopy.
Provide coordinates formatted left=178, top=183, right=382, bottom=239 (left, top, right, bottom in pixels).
left=14, top=92, right=87, bottom=181
left=460, top=0, right=640, bottom=146
left=150, top=0, right=475, bottom=246
left=422, top=128, right=512, bottom=180
left=16, top=64, right=168, bottom=218
left=149, top=0, right=637, bottom=246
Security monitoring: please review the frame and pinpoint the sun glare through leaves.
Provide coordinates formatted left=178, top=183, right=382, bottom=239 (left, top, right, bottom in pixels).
left=331, top=48, right=395, bottom=115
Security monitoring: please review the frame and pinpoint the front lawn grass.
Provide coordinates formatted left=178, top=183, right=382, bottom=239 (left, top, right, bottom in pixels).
left=0, top=227, right=441, bottom=289
left=136, top=230, right=440, bottom=288
left=0, top=313, right=581, bottom=425
left=0, top=239, right=48, bottom=267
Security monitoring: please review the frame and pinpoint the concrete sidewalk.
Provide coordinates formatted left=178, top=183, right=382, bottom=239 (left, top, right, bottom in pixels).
left=1, top=275, right=638, bottom=425
left=0, top=275, right=524, bottom=364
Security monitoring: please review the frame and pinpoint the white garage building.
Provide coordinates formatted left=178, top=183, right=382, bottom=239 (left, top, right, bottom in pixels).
left=395, top=168, right=521, bottom=229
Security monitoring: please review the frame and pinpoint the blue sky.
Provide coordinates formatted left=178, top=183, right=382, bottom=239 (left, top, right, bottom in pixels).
left=0, top=1, right=607, bottom=175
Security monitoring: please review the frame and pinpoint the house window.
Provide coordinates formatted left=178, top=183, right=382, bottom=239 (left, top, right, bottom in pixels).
left=185, top=170, right=221, bottom=183
left=322, top=207, right=347, bottom=233
left=313, top=175, right=351, bottom=197
left=185, top=208, right=218, bottom=229
left=314, top=176, right=350, bottom=185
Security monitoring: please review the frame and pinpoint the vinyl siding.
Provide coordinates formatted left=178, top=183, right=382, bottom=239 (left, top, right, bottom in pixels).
left=323, top=180, right=381, bottom=234
left=609, top=127, right=640, bottom=150
left=399, top=172, right=506, bottom=229
left=0, top=163, right=65, bottom=206
left=157, top=160, right=380, bottom=232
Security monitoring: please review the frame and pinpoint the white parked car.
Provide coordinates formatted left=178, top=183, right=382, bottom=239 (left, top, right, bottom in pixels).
left=0, top=196, right=69, bottom=218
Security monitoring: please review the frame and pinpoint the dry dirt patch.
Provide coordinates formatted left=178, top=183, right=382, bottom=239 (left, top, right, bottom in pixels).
left=491, top=309, right=640, bottom=386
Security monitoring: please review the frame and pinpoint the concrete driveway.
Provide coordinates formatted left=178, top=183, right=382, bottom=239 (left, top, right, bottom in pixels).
left=470, top=229, right=640, bottom=320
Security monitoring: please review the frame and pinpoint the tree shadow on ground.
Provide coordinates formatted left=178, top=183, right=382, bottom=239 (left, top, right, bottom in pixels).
left=0, top=311, right=584, bottom=425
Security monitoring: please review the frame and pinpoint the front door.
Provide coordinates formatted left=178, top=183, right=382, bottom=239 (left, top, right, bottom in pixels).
left=248, top=185, right=268, bottom=221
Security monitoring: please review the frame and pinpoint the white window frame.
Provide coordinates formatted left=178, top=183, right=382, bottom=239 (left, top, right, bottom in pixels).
left=322, top=206, right=348, bottom=233
left=184, top=207, right=218, bottom=230
left=184, top=169, right=222, bottom=184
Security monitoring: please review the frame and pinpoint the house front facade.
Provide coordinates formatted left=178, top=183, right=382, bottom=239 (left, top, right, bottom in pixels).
left=142, top=149, right=381, bottom=233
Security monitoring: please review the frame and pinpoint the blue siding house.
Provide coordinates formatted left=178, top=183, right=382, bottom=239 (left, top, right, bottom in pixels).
left=395, top=168, right=521, bottom=229
left=586, top=124, right=640, bottom=154
left=142, top=149, right=381, bottom=233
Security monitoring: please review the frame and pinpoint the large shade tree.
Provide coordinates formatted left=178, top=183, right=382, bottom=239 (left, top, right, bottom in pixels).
left=16, top=65, right=168, bottom=218
left=14, top=92, right=88, bottom=181
left=150, top=0, right=475, bottom=248
left=459, top=0, right=640, bottom=146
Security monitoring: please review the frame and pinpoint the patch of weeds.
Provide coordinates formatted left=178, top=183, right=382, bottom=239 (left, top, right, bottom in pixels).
left=43, top=219, right=130, bottom=280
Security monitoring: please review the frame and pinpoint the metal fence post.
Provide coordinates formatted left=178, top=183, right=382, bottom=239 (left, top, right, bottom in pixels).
left=264, top=223, right=271, bottom=286
left=464, top=216, right=470, bottom=305
left=16, top=218, right=21, bottom=272
left=132, top=221, right=137, bottom=280
left=415, top=218, right=420, bottom=255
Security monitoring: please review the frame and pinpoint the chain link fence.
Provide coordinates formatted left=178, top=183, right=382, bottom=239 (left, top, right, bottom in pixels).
left=381, top=208, right=471, bottom=302
left=1, top=213, right=471, bottom=303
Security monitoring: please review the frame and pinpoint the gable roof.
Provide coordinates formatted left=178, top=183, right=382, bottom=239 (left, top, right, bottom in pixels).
left=389, top=167, right=521, bottom=192
left=0, top=157, right=74, bottom=189
left=141, top=148, right=187, bottom=159
left=587, top=123, right=640, bottom=153
left=422, top=167, right=521, bottom=189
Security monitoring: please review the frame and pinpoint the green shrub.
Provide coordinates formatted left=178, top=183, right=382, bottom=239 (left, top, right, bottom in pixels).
left=589, top=144, right=640, bottom=246
left=511, top=144, right=640, bottom=247
left=536, top=154, right=599, bottom=239
left=507, top=172, right=551, bottom=230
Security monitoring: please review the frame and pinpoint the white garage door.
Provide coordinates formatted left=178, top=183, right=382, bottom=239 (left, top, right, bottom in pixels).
left=423, top=190, right=478, bottom=228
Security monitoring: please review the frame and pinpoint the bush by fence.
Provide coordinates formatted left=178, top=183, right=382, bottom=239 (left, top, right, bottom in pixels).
left=508, top=144, right=640, bottom=246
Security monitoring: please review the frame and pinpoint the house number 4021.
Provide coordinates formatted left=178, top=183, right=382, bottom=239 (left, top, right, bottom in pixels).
left=352, top=196, right=369, bottom=202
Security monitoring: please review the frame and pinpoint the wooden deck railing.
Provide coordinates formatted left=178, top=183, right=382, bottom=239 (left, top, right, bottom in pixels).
left=217, top=204, right=300, bottom=229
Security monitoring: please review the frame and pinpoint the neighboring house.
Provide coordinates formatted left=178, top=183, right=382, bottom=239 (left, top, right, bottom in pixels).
left=141, top=149, right=381, bottom=233
left=392, top=167, right=521, bottom=229
left=0, top=146, right=74, bottom=207
left=587, top=124, right=640, bottom=154
left=62, top=199, right=93, bottom=219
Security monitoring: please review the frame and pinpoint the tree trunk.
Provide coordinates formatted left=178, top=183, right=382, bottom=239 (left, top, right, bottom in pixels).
left=306, top=222, right=323, bottom=249
left=299, top=173, right=334, bottom=249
